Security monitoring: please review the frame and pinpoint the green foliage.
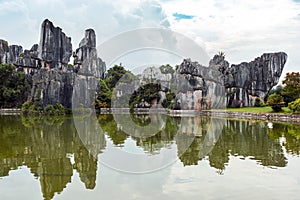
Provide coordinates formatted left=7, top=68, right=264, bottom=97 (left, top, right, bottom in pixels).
left=282, top=72, right=300, bottom=104
left=96, top=79, right=112, bottom=109
left=254, top=97, right=265, bottom=107
left=21, top=101, right=65, bottom=116
left=129, top=83, right=161, bottom=110
left=96, top=64, right=135, bottom=110
left=267, top=94, right=285, bottom=112
left=162, top=91, right=176, bottom=109
left=0, top=63, right=32, bottom=108
left=105, top=64, right=129, bottom=88
left=288, top=98, right=300, bottom=114
left=159, top=64, right=175, bottom=74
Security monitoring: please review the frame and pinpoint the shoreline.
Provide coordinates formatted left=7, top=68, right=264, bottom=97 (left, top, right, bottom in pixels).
left=1, top=108, right=300, bottom=123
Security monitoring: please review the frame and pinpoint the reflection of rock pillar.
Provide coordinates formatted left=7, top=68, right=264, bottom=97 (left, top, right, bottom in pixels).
left=74, top=147, right=98, bottom=189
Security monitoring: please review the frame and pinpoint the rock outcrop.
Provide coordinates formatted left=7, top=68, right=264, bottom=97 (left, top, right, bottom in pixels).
left=73, top=29, right=105, bottom=78
left=175, top=52, right=287, bottom=109
left=222, top=52, right=287, bottom=107
left=174, top=57, right=226, bottom=110
left=15, top=44, right=39, bottom=72
left=1, top=19, right=106, bottom=109
left=0, top=39, right=23, bottom=65
left=72, top=29, right=106, bottom=109
left=38, top=19, right=72, bottom=69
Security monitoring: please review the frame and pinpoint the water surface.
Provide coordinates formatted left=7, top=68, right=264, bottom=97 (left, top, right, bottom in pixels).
left=0, top=114, right=300, bottom=200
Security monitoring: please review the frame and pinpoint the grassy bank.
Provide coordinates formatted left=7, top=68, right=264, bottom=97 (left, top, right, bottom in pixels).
left=216, top=106, right=293, bottom=114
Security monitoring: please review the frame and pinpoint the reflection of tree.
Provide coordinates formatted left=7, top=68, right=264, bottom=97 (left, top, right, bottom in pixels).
left=178, top=118, right=287, bottom=170
left=284, top=124, right=300, bottom=155
left=98, top=114, right=128, bottom=146
left=212, top=120, right=286, bottom=169
left=0, top=116, right=105, bottom=200
left=133, top=117, right=177, bottom=154
left=268, top=123, right=300, bottom=155
left=179, top=137, right=204, bottom=166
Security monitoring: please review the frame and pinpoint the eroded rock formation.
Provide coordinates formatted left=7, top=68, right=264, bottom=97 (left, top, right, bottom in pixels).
left=38, top=19, right=72, bottom=69
left=174, top=56, right=226, bottom=110
left=0, top=39, right=23, bottom=64
left=223, top=52, right=287, bottom=107
left=175, top=52, right=287, bottom=109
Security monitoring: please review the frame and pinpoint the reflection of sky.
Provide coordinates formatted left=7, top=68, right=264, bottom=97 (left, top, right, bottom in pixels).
left=1, top=154, right=300, bottom=199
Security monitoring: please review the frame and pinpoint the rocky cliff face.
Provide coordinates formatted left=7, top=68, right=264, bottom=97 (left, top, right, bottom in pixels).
left=174, top=57, right=226, bottom=110
left=72, top=29, right=106, bottom=109
left=1, top=19, right=106, bottom=109
left=223, top=52, right=287, bottom=107
left=175, top=52, right=287, bottom=109
left=73, top=29, right=106, bottom=78
left=38, top=19, right=72, bottom=69
left=0, top=39, right=23, bottom=65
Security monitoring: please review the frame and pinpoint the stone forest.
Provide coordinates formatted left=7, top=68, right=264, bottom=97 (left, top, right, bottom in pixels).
left=0, top=19, right=297, bottom=115
left=1, top=18, right=300, bottom=200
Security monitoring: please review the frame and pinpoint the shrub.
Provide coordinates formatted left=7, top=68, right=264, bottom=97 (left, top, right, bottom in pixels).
left=254, top=97, right=265, bottom=107
left=288, top=98, right=300, bottom=114
left=21, top=101, right=32, bottom=115
left=53, top=103, right=65, bottom=116
left=267, top=94, right=285, bottom=112
left=44, top=104, right=55, bottom=116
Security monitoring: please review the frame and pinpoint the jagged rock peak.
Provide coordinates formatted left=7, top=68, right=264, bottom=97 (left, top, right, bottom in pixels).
left=0, top=39, right=23, bottom=64
left=79, top=29, right=96, bottom=48
left=38, top=19, right=72, bottom=68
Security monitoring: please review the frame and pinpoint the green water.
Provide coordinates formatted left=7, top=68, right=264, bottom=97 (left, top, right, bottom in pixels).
left=0, top=114, right=300, bottom=200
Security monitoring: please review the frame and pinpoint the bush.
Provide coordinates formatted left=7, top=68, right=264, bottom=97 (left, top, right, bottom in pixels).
left=288, top=98, right=300, bottom=114
left=21, top=102, right=65, bottom=116
left=44, top=104, right=55, bottom=116
left=53, top=103, right=65, bottom=116
left=21, top=101, right=32, bottom=115
left=267, top=94, right=285, bottom=112
left=254, top=97, right=265, bottom=107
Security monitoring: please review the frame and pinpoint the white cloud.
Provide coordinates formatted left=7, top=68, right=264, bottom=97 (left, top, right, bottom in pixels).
left=160, top=0, right=300, bottom=78
left=0, top=0, right=299, bottom=79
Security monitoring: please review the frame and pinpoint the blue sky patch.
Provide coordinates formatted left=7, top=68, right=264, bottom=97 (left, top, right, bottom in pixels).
left=173, top=13, right=194, bottom=21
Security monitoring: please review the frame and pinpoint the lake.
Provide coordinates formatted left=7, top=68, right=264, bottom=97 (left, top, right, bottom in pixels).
left=0, top=114, right=300, bottom=200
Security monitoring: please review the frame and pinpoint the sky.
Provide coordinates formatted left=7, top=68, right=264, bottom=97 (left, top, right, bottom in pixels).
left=0, top=0, right=300, bottom=81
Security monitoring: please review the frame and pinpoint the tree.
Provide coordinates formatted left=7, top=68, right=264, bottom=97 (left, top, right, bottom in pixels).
left=129, top=83, right=161, bottom=110
left=282, top=72, right=300, bottom=105
left=159, top=64, right=175, bottom=74
left=267, top=94, right=285, bottom=112
left=105, top=64, right=130, bottom=88
left=95, top=79, right=112, bottom=109
left=288, top=98, right=300, bottom=114
left=0, top=64, right=32, bottom=108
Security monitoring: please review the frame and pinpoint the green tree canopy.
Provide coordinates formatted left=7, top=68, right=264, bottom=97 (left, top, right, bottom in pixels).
left=0, top=64, right=32, bottom=108
left=282, top=72, right=300, bottom=104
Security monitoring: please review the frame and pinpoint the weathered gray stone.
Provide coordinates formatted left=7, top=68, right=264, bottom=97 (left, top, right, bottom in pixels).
left=38, top=19, right=72, bottom=69
left=223, top=52, right=287, bottom=107
left=73, top=29, right=106, bottom=78
left=0, top=39, right=9, bottom=64
left=30, top=69, right=75, bottom=108
left=0, top=39, right=23, bottom=65
left=175, top=52, right=287, bottom=109
left=174, top=57, right=226, bottom=110
left=72, top=29, right=106, bottom=109
left=15, top=44, right=39, bottom=71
